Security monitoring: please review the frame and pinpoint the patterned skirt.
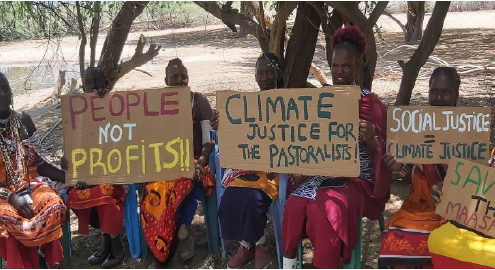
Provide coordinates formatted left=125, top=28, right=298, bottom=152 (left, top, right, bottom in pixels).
left=0, top=181, right=66, bottom=247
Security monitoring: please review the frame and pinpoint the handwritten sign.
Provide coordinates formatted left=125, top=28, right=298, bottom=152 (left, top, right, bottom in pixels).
left=387, top=106, right=491, bottom=164
left=217, top=86, right=361, bottom=177
left=61, top=87, right=194, bottom=185
left=437, top=158, right=495, bottom=238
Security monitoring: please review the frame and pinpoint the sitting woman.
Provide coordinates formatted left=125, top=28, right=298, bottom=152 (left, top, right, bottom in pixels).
left=427, top=153, right=495, bottom=268
left=63, top=67, right=126, bottom=268
left=140, top=58, right=215, bottom=267
left=211, top=53, right=286, bottom=269
left=282, top=25, right=391, bottom=269
left=378, top=67, right=461, bottom=268
left=0, top=72, right=66, bottom=268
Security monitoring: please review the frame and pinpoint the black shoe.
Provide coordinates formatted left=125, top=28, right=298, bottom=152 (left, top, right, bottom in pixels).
left=88, top=251, right=110, bottom=266
left=101, top=254, right=124, bottom=269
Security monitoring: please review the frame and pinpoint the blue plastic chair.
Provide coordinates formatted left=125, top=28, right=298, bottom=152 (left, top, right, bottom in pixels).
left=213, top=138, right=288, bottom=268
left=124, top=184, right=145, bottom=259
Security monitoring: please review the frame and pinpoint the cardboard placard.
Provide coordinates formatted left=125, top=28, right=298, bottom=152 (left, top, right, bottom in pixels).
left=437, top=157, right=495, bottom=238
left=61, top=87, right=194, bottom=185
left=216, top=86, right=361, bottom=177
left=387, top=106, right=491, bottom=164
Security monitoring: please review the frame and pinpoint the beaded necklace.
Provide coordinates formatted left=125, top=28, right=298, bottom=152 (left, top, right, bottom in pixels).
left=0, top=112, right=28, bottom=191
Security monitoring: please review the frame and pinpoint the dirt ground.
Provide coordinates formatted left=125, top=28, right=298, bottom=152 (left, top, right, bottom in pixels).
left=1, top=9, right=495, bottom=269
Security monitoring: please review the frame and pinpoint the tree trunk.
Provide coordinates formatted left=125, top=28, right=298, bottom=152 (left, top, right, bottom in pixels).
left=268, top=1, right=298, bottom=62
left=98, top=1, right=149, bottom=89
left=395, top=2, right=450, bottom=105
left=283, top=2, right=321, bottom=88
left=323, top=9, right=344, bottom=66
left=75, top=2, right=87, bottom=77
left=405, top=1, right=425, bottom=42
left=52, top=70, right=66, bottom=98
left=238, top=2, right=251, bottom=37
left=89, top=2, right=101, bottom=68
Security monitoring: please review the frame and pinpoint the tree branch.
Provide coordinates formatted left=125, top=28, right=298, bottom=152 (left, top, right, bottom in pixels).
left=89, top=2, right=101, bottom=68
left=404, top=2, right=450, bottom=70
left=98, top=1, right=149, bottom=84
left=368, top=1, right=389, bottom=26
left=76, top=2, right=87, bottom=77
left=383, top=10, right=406, bottom=35
left=107, top=34, right=161, bottom=89
left=194, top=1, right=269, bottom=52
left=269, top=1, right=299, bottom=57
left=395, top=1, right=451, bottom=105
left=34, top=2, right=73, bottom=30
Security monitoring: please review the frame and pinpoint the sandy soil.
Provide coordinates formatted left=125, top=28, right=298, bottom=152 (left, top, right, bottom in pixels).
left=1, top=9, right=495, bottom=269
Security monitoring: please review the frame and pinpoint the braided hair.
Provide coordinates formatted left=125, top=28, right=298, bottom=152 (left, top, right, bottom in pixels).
left=330, top=25, right=368, bottom=60
left=256, top=53, right=284, bottom=89
left=429, top=67, right=461, bottom=92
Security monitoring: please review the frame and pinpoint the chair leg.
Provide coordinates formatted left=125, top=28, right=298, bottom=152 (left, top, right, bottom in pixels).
left=344, top=218, right=363, bottom=269
left=269, top=205, right=284, bottom=268
left=62, top=219, right=72, bottom=268
left=297, top=242, right=303, bottom=269
left=201, top=192, right=220, bottom=254
left=379, top=214, right=385, bottom=233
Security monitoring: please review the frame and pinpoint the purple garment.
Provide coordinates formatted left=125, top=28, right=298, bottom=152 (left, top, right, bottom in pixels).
left=218, top=187, right=272, bottom=243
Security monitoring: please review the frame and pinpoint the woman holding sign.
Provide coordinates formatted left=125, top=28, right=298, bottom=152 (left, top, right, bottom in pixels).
left=281, top=25, right=391, bottom=269
left=210, top=53, right=293, bottom=269
left=64, top=67, right=127, bottom=268
left=0, top=73, right=67, bottom=268
left=427, top=153, right=495, bottom=267
left=378, top=67, right=461, bottom=268
left=140, top=58, right=215, bottom=267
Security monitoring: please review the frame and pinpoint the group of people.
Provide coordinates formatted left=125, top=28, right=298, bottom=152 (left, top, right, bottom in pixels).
left=0, top=24, right=491, bottom=269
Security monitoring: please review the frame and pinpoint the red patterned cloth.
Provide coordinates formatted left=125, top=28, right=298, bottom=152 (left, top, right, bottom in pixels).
left=67, top=184, right=126, bottom=235
left=140, top=166, right=213, bottom=263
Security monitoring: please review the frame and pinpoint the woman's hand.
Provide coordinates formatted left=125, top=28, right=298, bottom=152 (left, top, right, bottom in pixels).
left=193, top=158, right=206, bottom=182
left=359, top=119, right=375, bottom=144
left=382, top=153, right=403, bottom=172
left=430, top=182, right=444, bottom=205
left=9, top=193, right=35, bottom=219
left=95, top=88, right=110, bottom=98
left=291, top=174, right=308, bottom=184
left=75, top=181, right=90, bottom=190
left=210, top=111, right=219, bottom=130
left=266, top=172, right=278, bottom=180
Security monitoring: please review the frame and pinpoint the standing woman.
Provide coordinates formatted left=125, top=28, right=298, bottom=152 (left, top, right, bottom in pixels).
left=281, top=25, right=391, bottom=269
left=0, top=73, right=67, bottom=268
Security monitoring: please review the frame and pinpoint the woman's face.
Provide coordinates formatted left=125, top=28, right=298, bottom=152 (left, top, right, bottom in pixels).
left=331, top=47, right=357, bottom=86
left=255, top=58, right=278, bottom=91
left=166, top=67, right=189, bottom=87
left=0, top=76, right=12, bottom=112
left=429, top=74, right=458, bottom=107
left=82, top=69, right=107, bottom=94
